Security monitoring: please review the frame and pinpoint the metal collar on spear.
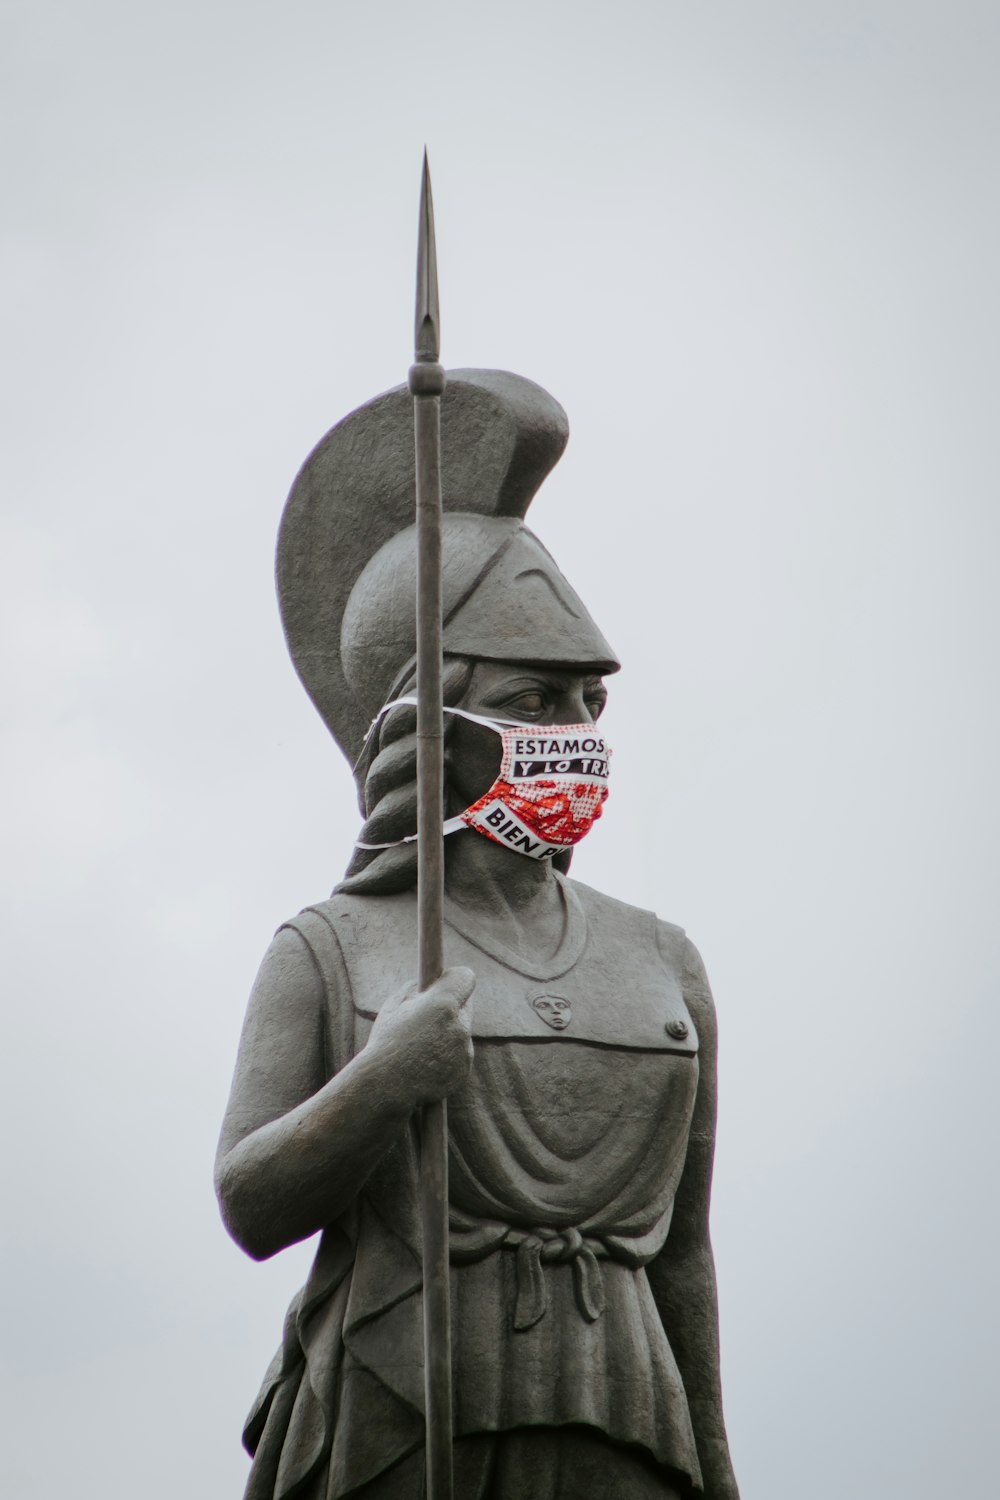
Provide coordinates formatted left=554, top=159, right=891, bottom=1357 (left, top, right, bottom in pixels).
left=409, top=152, right=453, bottom=1500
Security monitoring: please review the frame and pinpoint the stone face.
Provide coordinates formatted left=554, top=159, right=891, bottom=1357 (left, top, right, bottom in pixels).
left=216, top=371, right=740, bottom=1500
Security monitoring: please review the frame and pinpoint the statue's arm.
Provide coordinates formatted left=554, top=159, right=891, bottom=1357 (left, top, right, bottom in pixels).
left=647, top=931, right=740, bottom=1500
left=214, top=924, right=473, bottom=1262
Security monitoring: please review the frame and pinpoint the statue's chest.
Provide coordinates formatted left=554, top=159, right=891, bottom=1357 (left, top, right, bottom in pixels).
left=446, top=937, right=695, bottom=1054
left=338, top=895, right=697, bottom=1058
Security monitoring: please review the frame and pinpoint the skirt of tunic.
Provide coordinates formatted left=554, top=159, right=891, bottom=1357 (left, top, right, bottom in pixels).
left=299, top=1426, right=685, bottom=1499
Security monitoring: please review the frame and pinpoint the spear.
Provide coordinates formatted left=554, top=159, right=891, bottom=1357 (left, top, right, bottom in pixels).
left=409, top=151, right=453, bottom=1500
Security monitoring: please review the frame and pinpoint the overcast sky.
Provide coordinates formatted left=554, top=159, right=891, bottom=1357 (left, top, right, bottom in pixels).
left=2, top=3, right=998, bottom=1497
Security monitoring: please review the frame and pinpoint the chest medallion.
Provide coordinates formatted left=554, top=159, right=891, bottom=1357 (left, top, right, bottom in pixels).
left=530, top=993, right=572, bottom=1031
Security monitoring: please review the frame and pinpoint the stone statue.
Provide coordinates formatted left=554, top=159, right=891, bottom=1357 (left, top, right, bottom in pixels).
left=216, top=193, right=740, bottom=1500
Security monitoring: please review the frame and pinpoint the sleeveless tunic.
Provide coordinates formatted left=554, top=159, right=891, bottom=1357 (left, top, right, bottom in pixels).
left=241, top=877, right=705, bottom=1500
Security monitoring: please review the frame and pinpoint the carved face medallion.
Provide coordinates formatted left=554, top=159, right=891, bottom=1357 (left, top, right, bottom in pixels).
left=531, top=993, right=572, bottom=1031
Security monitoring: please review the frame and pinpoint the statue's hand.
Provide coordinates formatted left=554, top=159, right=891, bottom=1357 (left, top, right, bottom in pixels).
left=366, top=966, right=476, bottom=1108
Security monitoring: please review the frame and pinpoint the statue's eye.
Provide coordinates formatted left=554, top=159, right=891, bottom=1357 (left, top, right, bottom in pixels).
left=509, top=692, right=547, bottom=718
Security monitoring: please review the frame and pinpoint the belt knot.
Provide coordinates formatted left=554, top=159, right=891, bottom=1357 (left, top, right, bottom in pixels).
left=505, top=1224, right=607, bottom=1330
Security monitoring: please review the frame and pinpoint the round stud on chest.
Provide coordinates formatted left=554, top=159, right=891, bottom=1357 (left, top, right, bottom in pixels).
left=665, top=1018, right=689, bottom=1041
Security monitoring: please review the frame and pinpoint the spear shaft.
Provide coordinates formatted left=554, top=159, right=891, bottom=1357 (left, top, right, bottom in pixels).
left=409, top=153, right=453, bottom=1500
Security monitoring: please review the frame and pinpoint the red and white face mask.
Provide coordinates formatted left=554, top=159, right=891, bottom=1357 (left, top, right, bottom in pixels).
left=358, top=699, right=612, bottom=861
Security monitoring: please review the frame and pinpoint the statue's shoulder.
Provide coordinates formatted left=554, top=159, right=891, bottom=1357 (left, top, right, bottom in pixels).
left=275, top=892, right=419, bottom=1069
left=565, top=874, right=686, bottom=947
left=281, top=889, right=417, bottom=945
left=278, top=890, right=418, bottom=1007
left=566, top=875, right=710, bottom=1002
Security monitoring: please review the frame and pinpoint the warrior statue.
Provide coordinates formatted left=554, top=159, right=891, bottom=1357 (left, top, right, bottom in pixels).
left=216, top=163, right=740, bottom=1500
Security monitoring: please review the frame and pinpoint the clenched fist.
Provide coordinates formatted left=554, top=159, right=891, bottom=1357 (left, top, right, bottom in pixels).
left=366, top=966, right=476, bottom=1108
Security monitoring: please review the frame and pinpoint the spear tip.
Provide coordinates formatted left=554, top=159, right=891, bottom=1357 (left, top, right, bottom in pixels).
left=415, top=151, right=440, bottom=363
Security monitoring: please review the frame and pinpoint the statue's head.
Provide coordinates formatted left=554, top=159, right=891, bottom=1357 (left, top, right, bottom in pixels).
left=341, top=513, right=616, bottom=721
left=276, top=369, right=618, bottom=892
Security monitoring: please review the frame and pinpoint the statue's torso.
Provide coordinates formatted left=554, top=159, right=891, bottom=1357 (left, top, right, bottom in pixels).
left=294, top=877, right=705, bottom=1489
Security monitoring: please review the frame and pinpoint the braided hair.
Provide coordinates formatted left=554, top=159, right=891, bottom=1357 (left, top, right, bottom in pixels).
left=336, top=656, right=476, bottom=896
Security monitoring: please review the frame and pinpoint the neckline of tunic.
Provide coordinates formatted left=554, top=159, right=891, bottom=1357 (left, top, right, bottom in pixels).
left=442, top=872, right=588, bottom=981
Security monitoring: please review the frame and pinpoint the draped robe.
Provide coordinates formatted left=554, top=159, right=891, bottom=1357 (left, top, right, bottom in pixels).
left=227, top=877, right=727, bottom=1499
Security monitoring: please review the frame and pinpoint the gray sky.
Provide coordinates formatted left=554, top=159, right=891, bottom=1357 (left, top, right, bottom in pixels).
left=2, top=3, right=998, bottom=1496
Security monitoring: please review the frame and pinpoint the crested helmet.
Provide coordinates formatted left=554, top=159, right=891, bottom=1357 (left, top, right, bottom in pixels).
left=277, top=368, right=619, bottom=770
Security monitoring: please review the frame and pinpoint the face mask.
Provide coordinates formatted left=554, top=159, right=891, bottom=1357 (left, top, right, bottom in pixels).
left=357, top=697, right=612, bottom=861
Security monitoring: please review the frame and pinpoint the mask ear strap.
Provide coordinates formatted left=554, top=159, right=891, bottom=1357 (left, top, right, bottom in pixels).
left=361, top=695, right=419, bottom=744
left=356, top=816, right=467, bottom=852
left=355, top=697, right=515, bottom=851
left=362, top=695, right=518, bottom=744
left=440, top=704, right=519, bottom=730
